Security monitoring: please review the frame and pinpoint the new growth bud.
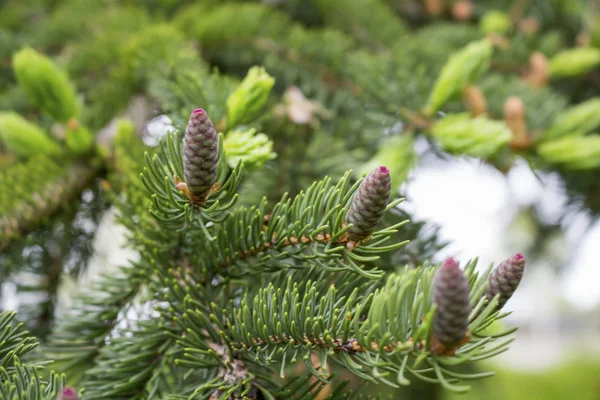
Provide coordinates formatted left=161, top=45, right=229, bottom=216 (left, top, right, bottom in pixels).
left=423, top=0, right=444, bottom=17
left=538, top=136, right=600, bottom=170
left=346, top=166, right=391, bottom=242
left=504, top=96, right=530, bottom=150
left=486, top=253, right=526, bottom=310
left=0, top=111, right=61, bottom=157
left=463, top=85, right=487, bottom=117
left=423, top=39, right=493, bottom=116
left=223, top=128, right=276, bottom=170
left=452, top=0, right=473, bottom=22
left=183, top=109, right=219, bottom=202
left=430, top=113, right=512, bottom=158
left=227, top=66, right=275, bottom=128
left=544, top=98, right=600, bottom=141
left=480, top=10, right=512, bottom=35
left=526, top=52, right=549, bottom=87
left=12, top=48, right=79, bottom=123
left=548, top=47, right=600, bottom=78
left=432, top=258, right=470, bottom=347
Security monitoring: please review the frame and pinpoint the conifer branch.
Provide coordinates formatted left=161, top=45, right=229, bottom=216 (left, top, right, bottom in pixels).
left=139, top=118, right=407, bottom=279
left=81, top=319, right=180, bottom=399
left=2, top=1, right=592, bottom=398
left=0, top=311, right=68, bottom=398
left=171, top=260, right=516, bottom=393
left=45, top=267, right=141, bottom=384
left=182, top=172, right=407, bottom=279
left=0, top=156, right=101, bottom=253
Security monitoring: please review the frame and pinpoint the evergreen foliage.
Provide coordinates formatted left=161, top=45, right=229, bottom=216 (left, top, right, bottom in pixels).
left=0, top=311, right=68, bottom=399
left=0, top=156, right=99, bottom=253
left=0, top=0, right=599, bottom=398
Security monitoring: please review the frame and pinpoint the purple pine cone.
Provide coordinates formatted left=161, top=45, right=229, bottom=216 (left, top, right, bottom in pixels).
left=59, top=388, right=80, bottom=400
left=183, top=108, right=219, bottom=199
left=486, top=253, right=526, bottom=310
left=346, top=166, right=391, bottom=241
left=432, top=258, right=470, bottom=347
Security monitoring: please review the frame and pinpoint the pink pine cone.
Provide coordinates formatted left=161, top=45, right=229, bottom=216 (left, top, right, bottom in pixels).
left=59, top=387, right=80, bottom=400
left=183, top=108, right=219, bottom=197
left=346, top=166, right=391, bottom=241
left=486, top=253, right=526, bottom=310
left=432, top=258, right=470, bottom=346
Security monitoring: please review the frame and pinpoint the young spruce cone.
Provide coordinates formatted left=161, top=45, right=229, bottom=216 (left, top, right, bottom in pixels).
left=486, top=253, right=526, bottom=310
left=346, top=166, right=391, bottom=242
left=432, top=258, right=470, bottom=347
left=59, top=388, right=80, bottom=400
left=183, top=108, right=219, bottom=201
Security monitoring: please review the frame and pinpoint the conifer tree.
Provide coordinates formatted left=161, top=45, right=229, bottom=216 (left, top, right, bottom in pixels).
left=1, top=0, right=599, bottom=398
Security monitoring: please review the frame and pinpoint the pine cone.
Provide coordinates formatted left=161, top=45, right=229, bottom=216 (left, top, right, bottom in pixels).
left=432, top=258, right=470, bottom=347
left=486, top=253, right=526, bottom=310
left=183, top=108, right=219, bottom=201
left=59, top=388, right=80, bottom=400
left=346, top=166, right=391, bottom=242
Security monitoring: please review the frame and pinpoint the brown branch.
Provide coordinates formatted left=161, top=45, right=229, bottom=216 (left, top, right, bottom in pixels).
left=230, top=334, right=418, bottom=355
left=218, top=230, right=338, bottom=269
left=231, top=330, right=477, bottom=358
left=216, top=225, right=382, bottom=271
